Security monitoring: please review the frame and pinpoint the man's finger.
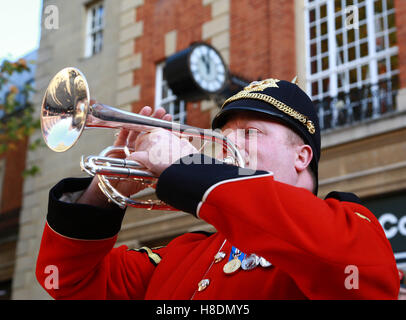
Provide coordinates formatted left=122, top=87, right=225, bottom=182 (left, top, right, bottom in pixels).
left=127, top=106, right=154, bottom=146
left=114, top=129, right=129, bottom=147
left=152, top=107, right=166, bottom=119
left=139, top=105, right=153, bottom=116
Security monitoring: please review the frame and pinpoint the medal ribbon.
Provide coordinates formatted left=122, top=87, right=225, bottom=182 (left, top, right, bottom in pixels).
left=229, top=246, right=246, bottom=262
left=229, top=246, right=272, bottom=269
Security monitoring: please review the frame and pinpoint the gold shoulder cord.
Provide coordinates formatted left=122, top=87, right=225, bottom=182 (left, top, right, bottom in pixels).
left=354, top=212, right=371, bottom=223
left=129, top=246, right=162, bottom=266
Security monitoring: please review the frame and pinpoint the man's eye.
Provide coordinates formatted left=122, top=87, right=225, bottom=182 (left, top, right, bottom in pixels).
left=245, top=128, right=259, bottom=136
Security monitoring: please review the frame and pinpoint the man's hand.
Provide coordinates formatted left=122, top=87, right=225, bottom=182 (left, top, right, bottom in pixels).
left=128, top=127, right=199, bottom=177
left=77, top=106, right=174, bottom=208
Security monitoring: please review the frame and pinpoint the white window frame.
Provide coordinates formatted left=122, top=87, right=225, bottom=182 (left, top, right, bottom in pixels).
left=85, top=1, right=104, bottom=57
left=155, top=63, right=186, bottom=124
left=304, top=0, right=399, bottom=129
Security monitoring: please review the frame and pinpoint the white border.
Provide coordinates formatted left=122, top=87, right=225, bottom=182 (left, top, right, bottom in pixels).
left=196, top=172, right=274, bottom=219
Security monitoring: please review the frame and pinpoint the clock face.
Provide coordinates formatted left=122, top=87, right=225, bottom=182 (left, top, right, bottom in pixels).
left=189, top=44, right=227, bottom=93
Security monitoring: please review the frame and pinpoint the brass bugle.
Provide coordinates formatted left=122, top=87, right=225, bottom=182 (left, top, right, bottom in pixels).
left=40, top=67, right=244, bottom=210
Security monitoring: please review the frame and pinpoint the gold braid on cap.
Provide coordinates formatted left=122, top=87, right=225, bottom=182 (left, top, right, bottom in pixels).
left=221, top=79, right=316, bottom=135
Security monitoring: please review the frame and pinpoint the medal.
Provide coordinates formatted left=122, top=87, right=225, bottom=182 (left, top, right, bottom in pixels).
left=223, top=247, right=243, bottom=275
left=241, top=254, right=260, bottom=270
left=223, top=257, right=242, bottom=274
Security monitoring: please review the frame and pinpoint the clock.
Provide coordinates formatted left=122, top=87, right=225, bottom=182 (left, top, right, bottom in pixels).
left=189, top=43, right=227, bottom=94
left=163, top=42, right=229, bottom=101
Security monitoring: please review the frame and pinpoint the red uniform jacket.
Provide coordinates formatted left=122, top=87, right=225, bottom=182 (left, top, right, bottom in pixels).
left=36, top=155, right=399, bottom=299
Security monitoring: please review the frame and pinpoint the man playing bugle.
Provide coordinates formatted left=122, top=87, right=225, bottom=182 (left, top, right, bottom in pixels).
left=36, top=79, right=399, bottom=299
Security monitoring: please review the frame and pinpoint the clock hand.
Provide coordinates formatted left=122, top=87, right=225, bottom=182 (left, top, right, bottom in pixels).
left=201, top=54, right=210, bottom=74
left=205, top=54, right=211, bottom=75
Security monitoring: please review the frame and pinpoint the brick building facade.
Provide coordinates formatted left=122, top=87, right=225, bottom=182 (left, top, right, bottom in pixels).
left=4, top=0, right=406, bottom=299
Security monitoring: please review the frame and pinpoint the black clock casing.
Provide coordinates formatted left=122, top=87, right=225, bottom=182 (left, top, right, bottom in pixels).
left=163, top=42, right=229, bottom=101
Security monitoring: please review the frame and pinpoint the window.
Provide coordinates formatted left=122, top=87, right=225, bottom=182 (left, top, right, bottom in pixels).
left=305, top=0, right=399, bottom=130
left=85, top=1, right=104, bottom=57
left=155, top=63, right=186, bottom=124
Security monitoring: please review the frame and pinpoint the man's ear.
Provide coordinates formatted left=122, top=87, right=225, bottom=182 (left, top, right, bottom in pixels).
left=294, top=144, right=313, bottom=173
